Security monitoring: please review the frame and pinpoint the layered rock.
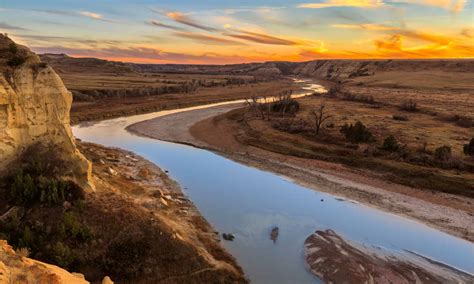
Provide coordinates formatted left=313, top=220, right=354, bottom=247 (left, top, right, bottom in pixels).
left=0, top=240, right=88, bottom=283
left=0, top=34, right=93, bottom=190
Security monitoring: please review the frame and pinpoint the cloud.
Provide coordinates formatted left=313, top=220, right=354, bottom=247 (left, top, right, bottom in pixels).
left=332, top=23, right=456, bottom=46
left=390, top=0, right=468, bottom=12
left=224, top=30, right=301, bottom=45
left=298, top=0, right=384, bottom=9
left=332, top=23, right=398, bottom=30
left=147, top=20, right=185, bottom=31
left=166, top=12, right=218, bottom=32
left=461, top=28, right=473, bottom=38
left=372, top=32, right=474, bottom=57
left=30, top=9, right=76, bottom=16
left=79, top=11, right=121, bottom=23
left=30, top=9, right=121, bottom=23
left=30, top=45, right=256, bottom=64
left=0, top=22, right=30, bottom=31
left=172, top=32, right=245, bottom=45
left=400, top=30, right=453, bottom=45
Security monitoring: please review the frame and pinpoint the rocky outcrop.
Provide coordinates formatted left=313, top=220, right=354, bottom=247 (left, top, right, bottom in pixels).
left=0, top=34, right=93, bottom=190
left=304, top=229, right=472, bottom=283
left=0, top=240, right=88, bottom=283
left=293, top=59, right=474, bottom=81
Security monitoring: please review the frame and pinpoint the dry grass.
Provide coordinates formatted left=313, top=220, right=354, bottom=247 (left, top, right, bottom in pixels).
left=220, top=72, right=474, bottom=197
left=70, top=80, right=296, bottom=124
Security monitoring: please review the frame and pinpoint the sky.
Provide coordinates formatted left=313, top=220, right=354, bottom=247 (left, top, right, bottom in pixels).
left=0, top=0, right=473, bottom=64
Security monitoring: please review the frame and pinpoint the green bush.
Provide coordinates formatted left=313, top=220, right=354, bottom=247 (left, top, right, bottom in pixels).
left=382, top=135, right=399, bottom=152
left=7, top=145, right=84, bottom=206
left=434, top=146, right=451, bottom=161
left=340, top=121, right=374, bottom=144
left=9, top=169, right=80, bottom=206
left=464, top=138, right=474, bottom=156
left=59, top=212, right=92, bottom=242
left=8, top=42, right=18, bottom=54
left=52, top=242, right=74, bottom=267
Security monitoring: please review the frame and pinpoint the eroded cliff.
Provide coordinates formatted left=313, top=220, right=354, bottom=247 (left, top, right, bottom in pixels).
left=0, top=34, right=92, bottom=191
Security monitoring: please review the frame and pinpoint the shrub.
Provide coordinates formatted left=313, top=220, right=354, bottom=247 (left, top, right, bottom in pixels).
left=342, top=93, right=375, bottom=104
left=382, top=135, right=399, bottom=152
left=59, top=212, right=92, bottom=242
left=15, top=247, right=30, bottom=258
left=52, top=242, right=74, bottom=267
left=392, top=114, right=409, bottom=121
left=8, top=42, right=18, bottom=54
left=450, top=115, right=474, bottom=128
left=400, top=100, right=418, bottom=112
left=7, top=56, right=26, bottom=67
left=269, top=94, right=299, bottom=115
left=9, top=170, right=81, bottom=206
left=434, top=146, right=451, bottom=161
left=104, top=238, right=151, bottom=279
left=464, top=138, right=474, bottom=156
left=326, top=84, right=341, bottom=97
left=340, top=121, right=374, bottom=144
left=7, top=145, right=84, bottom=206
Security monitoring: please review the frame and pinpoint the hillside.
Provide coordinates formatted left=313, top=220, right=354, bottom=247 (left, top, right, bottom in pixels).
left=1, top=35, right=246, bottom=283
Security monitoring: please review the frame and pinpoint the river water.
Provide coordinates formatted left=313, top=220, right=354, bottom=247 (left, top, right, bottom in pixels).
left=72, top=81, right=473, bottom=283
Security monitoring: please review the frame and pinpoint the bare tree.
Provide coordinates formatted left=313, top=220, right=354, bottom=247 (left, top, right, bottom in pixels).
left=245, top=96, right=266, bottom=120
left=311, top=105, right=331, bottom=135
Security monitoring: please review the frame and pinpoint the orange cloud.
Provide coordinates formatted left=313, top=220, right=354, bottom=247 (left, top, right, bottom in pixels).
left=173, top=31, right=245, bottom=45
left=166, top=12, right=218, bottom=32
left=372, top=33, right=474, bottom=58
left=332, top=23, right=398, bottom=30
left=299, top=0, right=384, bottom=9
left=461, top=28, right=473, bottom=38
left=224, top=30, right=302, bottom=46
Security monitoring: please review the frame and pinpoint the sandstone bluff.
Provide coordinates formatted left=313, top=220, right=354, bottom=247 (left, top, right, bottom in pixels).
left=0, top=34, right=92, bottom=191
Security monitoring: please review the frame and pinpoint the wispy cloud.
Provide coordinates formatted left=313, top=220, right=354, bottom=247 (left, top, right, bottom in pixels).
left=299, top=0, right=384, bottom=9
left=332, top=23, right=398, bottom=30
left=147, top=20, right=186, bottom=31
left=390, top=0, right=468, bottom=13
left=172, top=31, right=245, bottom=45
left=224, top=30, right=301, bottom=45
left=30, top=45, right=256, bottom=64
left=30, top=9, right=121, bottom=23
left=0, top=22, right=30, bottom=31
left=166, top=12, right=219, bottom=32
left=461, top=28, right=473, bottom=38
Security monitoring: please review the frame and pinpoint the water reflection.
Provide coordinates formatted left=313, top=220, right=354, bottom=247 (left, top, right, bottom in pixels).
left=73, top=81, right=474, bottom=283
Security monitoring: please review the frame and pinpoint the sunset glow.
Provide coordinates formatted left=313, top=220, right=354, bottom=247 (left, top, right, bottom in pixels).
left=1, top=0, right=473, bottom=64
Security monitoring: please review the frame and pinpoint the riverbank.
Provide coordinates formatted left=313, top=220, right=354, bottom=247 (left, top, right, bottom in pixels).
left=128, top=103, right=473, bottom=243
left=74, top=141, right=246, bottom=282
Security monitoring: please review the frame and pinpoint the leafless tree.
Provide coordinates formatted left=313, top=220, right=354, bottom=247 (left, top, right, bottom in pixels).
left=245, top=96, right=266, bottom=120
left=311, top=105, right=331, bottom=135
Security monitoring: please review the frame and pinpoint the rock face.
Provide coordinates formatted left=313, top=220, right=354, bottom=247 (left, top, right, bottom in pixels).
left=293, top=59, right=474, bottom=81
left=0, top=240, right=88, bottom=284
left=0, top=34, right=93, bottom=190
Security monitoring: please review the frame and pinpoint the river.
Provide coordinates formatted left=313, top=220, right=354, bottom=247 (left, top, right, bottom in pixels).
left=72, top=81, right=473, bottom=283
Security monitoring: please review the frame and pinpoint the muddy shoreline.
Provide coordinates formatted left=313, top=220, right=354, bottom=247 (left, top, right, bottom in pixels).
left=128, top=104, right=474, bottom=243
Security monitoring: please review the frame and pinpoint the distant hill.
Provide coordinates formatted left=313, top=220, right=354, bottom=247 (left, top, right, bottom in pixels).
left=41, top=54, right=474, bottom=83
